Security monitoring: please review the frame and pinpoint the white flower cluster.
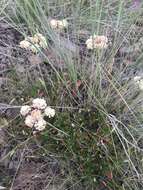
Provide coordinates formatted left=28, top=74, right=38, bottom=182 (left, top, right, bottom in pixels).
left=19, top=33, right=47, bottom=53
left=85, top=34, right=108, bottom=50
left=20, top=98, right=55, bottom=132
left=134, top=76, right=143, bottom=90
left=49, top=19, right=68, bottom=30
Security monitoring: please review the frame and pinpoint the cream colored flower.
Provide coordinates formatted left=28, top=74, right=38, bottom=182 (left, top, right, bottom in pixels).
left=86, top=35, right=108, bottom=49
left=20, top=97, right=56, bottom=131
left=49, top=19, right=68, bottom=30
left=62, top=19, right=68, bottom=28
left=31, top=109, right=43, bottom=120
left=57, top=19, right=68, bottom=29
left=20, top=105, right=31, bottom=116
left=34, top=119, right=46, bottom=131
left=44, top=107, right=55, bottom=118
left=33, top=33, right=43, bottom=42
left=20, top=33, right=47, bottom=53
left=25, top=115, right=35, bottom=128
left=32, top=98, right=47, bottom=109
left=33, top=33, right=47, bottom=48
left=50, top=19, right=58, bottom=29
left=19, top=40, right=31, bottom=49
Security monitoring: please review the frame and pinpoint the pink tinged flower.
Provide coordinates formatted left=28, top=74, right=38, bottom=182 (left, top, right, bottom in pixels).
left=34, top=119, right=46, bottom=131
left=30, top=109, right=43, bottom=120
left=32, top=98, right=47, bottom=109
left=44, top=107, right=55, bottom=118
left=20, top=105, right=31, bottom=116
left=25, top=115, right=35, bottom=128
left=86, top=35, right=108, bottom=49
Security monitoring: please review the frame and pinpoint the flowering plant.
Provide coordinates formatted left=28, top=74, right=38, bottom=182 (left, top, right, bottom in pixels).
left=49, top=19, right=68, bottom=30
left=86, top=35, right=108, bottom=49
left=20, top=98, right=55, bottom=133
left=19, top=33, right=47, bottom=53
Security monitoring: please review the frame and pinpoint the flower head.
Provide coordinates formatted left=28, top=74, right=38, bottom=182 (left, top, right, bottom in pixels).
left=49, top=19, right=58, bottom=29
left=19, top=40, right=31, bottom=49
left=86, top=35, right=108, bottom=49
left=57, top=19, right=68, bottom=29
left=19, top=33, right=47, bottom=53
left=20, top=105, right=31, bottom=116
left=20, top=98, right=55, bottom=132
left=25, top=115, right=35, bottom=128
left=31, top=109, right=43, bottom=120
left=24, top=110, right=46, bottom=131
left=34, top=119, right=46, bottom=131
left=44, top=107, right=55, bottom=118
left=49, top=19, right=68, bottom=30
left=32, top=98, right=47, bottom=109
left=33, top=33, right=43, bottom=42
left=33, top=33, right=47, bottom=48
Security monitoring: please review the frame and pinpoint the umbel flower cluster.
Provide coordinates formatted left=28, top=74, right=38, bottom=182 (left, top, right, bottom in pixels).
left=19, top=33, right=47, bottom=53
left=86, top=35, right=108, bottom=49
left=49, top=19, right=68, bottom=30
left=20, top=98, right=55, bottom=132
